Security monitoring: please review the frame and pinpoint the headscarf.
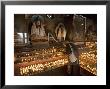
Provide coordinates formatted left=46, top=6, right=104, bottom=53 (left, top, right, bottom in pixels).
left=31, top=15, right=44, bottom=23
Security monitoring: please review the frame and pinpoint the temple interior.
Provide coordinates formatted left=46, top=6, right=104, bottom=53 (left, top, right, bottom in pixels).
left=14, top=14, right=97, bottom=76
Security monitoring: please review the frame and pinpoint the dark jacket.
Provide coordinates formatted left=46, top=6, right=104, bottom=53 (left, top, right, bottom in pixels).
left=66, top=43, right=79, bottom=59
left=66, top=43, right=79, bottom=57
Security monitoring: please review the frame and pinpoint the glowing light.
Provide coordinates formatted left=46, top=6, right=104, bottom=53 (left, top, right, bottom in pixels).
left=19, top=57, right=68, bottom=76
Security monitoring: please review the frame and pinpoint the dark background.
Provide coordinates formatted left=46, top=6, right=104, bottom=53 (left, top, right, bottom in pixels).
left=14, top=14, right=97, bottom=42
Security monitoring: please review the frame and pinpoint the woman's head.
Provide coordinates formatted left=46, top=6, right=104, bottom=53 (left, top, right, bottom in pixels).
left=31, top=15, right=44, bottom=27
left=35, top=20, right=41, bottom=26
left=58, top=23, right=64, bottom=28
left=57, top=23, right=65, bottom=32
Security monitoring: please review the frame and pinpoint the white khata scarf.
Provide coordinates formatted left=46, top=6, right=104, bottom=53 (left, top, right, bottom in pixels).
left=69, top=52, right=77, bottom=63
left=69, top=44, right=77, bottom=63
